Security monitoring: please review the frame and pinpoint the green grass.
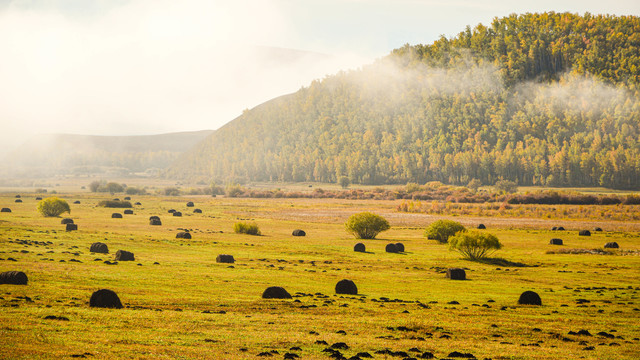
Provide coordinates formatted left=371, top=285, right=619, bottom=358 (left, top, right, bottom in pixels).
left=0, top=192, right=639, bottom=359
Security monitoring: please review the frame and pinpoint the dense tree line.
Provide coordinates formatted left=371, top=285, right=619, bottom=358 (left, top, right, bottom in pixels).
left=168, top=13, right=640, bottom=189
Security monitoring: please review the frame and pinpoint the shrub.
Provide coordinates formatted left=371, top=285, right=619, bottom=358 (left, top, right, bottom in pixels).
left=125, top=187, right=147, bottom=195
left=448, top=230, right=502, bottom=260
left=226, top=184, right=245, bottom=197
left=424, top=219, right=465, bottom=243
left=37, top=197, right=71, bottom=217
left=339, top=176, right=351, bottom=189
left=345, top=212, right=390, bottom=239
left=163, top=187, right=181, bottom=196
left=234, top=222, right=261, bottom=235
left=494, top=180, right=518, bottom=194
left=97, top=200, right=132, bottom=208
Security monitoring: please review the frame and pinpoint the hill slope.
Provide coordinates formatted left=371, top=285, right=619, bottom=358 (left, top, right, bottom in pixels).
left=167, top=13, right=640, bottom=189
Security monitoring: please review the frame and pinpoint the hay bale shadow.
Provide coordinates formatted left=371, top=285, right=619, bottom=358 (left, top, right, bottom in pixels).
left=472, top=257, right=529, bottom=267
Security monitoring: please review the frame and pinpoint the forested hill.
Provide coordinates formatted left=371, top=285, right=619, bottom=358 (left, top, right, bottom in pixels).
left=166, top=13, right=640, bottom=189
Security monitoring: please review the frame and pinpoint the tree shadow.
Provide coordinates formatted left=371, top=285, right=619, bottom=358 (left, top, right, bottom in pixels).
left=470, top=257, right=530, bottom=267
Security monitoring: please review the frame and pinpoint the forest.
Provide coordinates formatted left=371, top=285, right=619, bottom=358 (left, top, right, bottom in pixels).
left=167, top=13, right=640, bottom=189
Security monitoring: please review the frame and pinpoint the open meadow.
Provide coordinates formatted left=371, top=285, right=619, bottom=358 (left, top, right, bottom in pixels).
left=1, top=190, right=639, bottom=360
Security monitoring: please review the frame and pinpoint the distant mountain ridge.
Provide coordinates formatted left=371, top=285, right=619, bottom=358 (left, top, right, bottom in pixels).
left=166, top=12, right=640, bottom=189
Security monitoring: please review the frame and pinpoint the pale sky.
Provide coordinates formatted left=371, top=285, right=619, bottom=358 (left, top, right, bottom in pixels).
left=0, top=0, right=638, bottom=151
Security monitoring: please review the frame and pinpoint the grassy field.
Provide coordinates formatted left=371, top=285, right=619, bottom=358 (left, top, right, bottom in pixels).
left=0, top=191, right=639, bottom=359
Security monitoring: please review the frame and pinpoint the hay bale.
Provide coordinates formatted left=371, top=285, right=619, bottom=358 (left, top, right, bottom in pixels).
left=594, top=227, right=603, bottom=232
left=1, top=208, right=12, bottom=213
left=15, top=195, right=21, bottom=198
left=446, top=268, right=466, bottom=280
left=262, top=286, right=292, bottom=299
left=292, top=229, right=306, bottom=236
left=385, top=243, right=399, bottom=253
left=477, top=224, right=486, bottom=229
left=193, top=209, right=202, bottom=213
left=176, top=232, right=192, bottom=239
left=111, top=213, right=123, bottom=219
left=89, top=289, right=123, bottom=309
left=90, top=242, right=109, bottom=254
left=354, top=243, right=366, bottom=252
left=168, top=209, right=176, bottom=213
left=61, top=218, right=74, bottom=224
left=113, top=198, right=120, bottom=201
left=551, top=226, right=558, bottom=230
left=123, top=209, right=133, bottom=215
left=395, top=242, right=405, bottom=252
left=0, top=271, right=28, bottom=285
left=73, top=201, right=81, bottom=204
left=14, top=199, right=22, bottom=203
left=173, top=211, right=182, bottom=217
left=549, top=238, right=563, bottom=245
left=124, top=197, right=131, bottom=201
left=149, top=216, right=160, bottom=221
left=518, top=290, right=542, bottom=305
left=335, top=279, right=358, bottom=295
left=186, top=201, right=194, bottom=207
left=35, top=197, right=42, bottom=200
left=557, top=226, right=565, bottom=231
left=579, top=230, right=591, bottom=236
left=149, top=219, right=162, bottom=226
left=134, top=202, right=142, bottom=206
left=604, top=242, right=619, bottom=249
left=66, top=223, right=78, bottom=231
left=115, top=250, right=134, bottom=261
left=216, top=254, right=235, bottom=263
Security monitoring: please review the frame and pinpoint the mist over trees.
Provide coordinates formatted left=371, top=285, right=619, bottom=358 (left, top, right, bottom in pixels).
left=167, top=13, right=640, bottom=189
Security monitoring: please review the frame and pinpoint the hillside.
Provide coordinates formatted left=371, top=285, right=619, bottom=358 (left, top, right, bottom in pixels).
left=3, top=130, right=214, bottom=178
left=166, top=13, right=640, bottom=189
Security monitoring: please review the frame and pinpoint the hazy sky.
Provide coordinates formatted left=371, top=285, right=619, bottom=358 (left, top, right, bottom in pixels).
left=0, top=0, right=638, bottom=151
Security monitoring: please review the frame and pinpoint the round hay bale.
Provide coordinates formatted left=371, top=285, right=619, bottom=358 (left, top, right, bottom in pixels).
left=604, top=242, right=619, bottom=249
left=579, top=230, right=591, bottom=236
left=193, top=208, right=202, bottom=213
left=446, top=268, right=466, bottom=280
left=168, top=209, right=176, bottom=213
left=124, top=197, right=131, bottom=201
left=0, top=271, right=28, bottom=285
left=89, top=289, right=123, bottom=309
left=150, top=219, right=162, bottom=226
left=1, top=208, right=12, bottom=213
left=262, top=286, right=292, bottom=299
left=61, top=218, right=74, bottom=224
left=73, top=201, right=81, bottom=204
left=111, top=213, right=123, bottom=219
left=385, top=243, right=399, bottom=253
left=15, top=195, right=21, bottom=198
left=35, top=197, right=42, bottom=200
left=113, top=198, right=120, bottom=201
left=335, top=279, right=358, bottom=295
left=477, top=224, right=486, bottom=229
left=90, top=242, right=109, bottom=254
left=353, top=243, right=366, bottom=252
left=123, top=209, right=133, bottom=215
left=395, top=243, right=405, bottom=252
left=518, top=291, right=542, bottom=305
left=549, top=238, right=563, bottom=245
left=149, top=216, right=160, bottom=221
left=594, top=227, right=603, bottom=232
left=66, top=223, right=78, bottom=231
left=216, top=254, right=235, bottom=263
left=551, top=226, right=558, bottom=230
left=134, top=202, right=142, bottom=206
left=557, top=226, right=565, bottom=231
left=15, top=199, right=22, bottom=203
left=186, top=202, right=194, bottom=207
left=115, top=250, right=135, bottom=261
left=172, top=211, right=182, bottom=217
left=176, top=232, right=192, bottom=239
left=292, top=229, right=306, bottom=236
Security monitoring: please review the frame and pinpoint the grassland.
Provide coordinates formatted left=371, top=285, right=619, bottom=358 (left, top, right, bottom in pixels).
left=1, top=191, right=639, bottom=359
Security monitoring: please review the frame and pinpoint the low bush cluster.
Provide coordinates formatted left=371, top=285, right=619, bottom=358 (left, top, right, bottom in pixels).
left=234, top=222, right=261, bottom=235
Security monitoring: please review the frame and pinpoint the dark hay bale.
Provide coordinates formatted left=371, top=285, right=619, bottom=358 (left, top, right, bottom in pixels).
left=395, top=242, right=405, bottom=252
left=518, top=290, right=542, bottom=305
left=123, top=209, right=134, bottom=215
left=176, top=232, right=192, bottom=239
left=124, top=197, right=131, bottom=200
left=168, top=209, right=176, bottom=213
left=134, top=202, right=142, bottom=206
left=113, top=198, right=120, bottom=201
left=61, top=218, right=74, bottom=224
left=477, top=224, right=486, bottom=229
left=557, top=226, right=565, bottom=231
left=186, top=202, right=194, bottom=207
left=604, top=242, right=619, bottom=249
left=354, top=243, right=366, bottom=252
left=73, top=201, right=81, bottom=204
left=551, top=226, right=558, bottom=230
left=0, top=271, right=28, bottom=285
left=15, top=195, right=21, bottom=198
left=173, top=211, right=182, bottom=217
left=115, top=250, right=135, bottom=261
left=292, top=229, right=306, bottom=236
left=15, top=199, right=22, bottom=203
left=149, top=216, right=160, bottom=221
left=66, top=223, right=78, bottom=231
left=89, top=289, right=123, bottom=309
left=150, top=219, right=162, bottom=226
left=111, top=213, right=123, bottom=219
left=193, top=209, right=202, bottom=213
left=549, top=238, right=563, bottom=245
left=335, top=279, right=358, bottom=295
left=579, top=230, right=591, bottom=236
left=216, top=254, right=235, bottom=263
left=262, top=286, right=292, bottom=299
left=385, top=243, right=399, bottom=253
left=35, top=197, right=42, bottom=200
left=594, top=227, right=603, bottom=232
left=446, top=268, right=466, bottom=280
left=90, top=242, right=109, bottom=254
left=1, top=208, right=11, bottom=213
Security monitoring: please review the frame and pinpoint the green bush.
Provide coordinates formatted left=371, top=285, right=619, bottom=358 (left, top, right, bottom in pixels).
left=97, top=200, right=132, bottom=208
left=234, top=222, right=261, bottom=235
left=345, top=212, right=390, bottom=239
left=424, top=219, right=465, bottom=243
left=339, top=176, right=350, bottom=189
left=125, top=187, right=147, bottom=195
left=449, top=230, right=503, bottom=260
left=37, top=197, right=70, bottom=217
left=225, top=184, right=245, bottom=197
